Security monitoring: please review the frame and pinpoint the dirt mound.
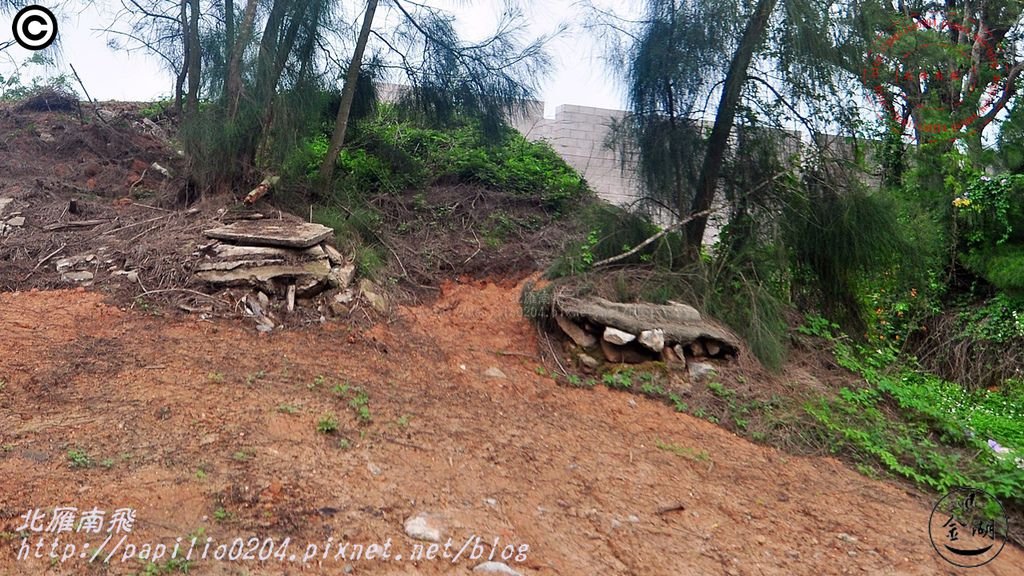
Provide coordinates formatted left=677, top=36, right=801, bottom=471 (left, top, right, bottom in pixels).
left=2, top=282, right=1022, bottom=575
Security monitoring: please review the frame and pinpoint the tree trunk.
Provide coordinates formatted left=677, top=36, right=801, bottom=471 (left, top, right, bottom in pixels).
left=224, top=0, right=235, bottom=69
left=684, top=0, right=778, bottom=254
left=318, top=0, right=379, bottom=192
left=226, top=0, right=258, bottom=122
left=174, top=0, right=188, bottom=115
left=185, top=0, right=202, bottom=114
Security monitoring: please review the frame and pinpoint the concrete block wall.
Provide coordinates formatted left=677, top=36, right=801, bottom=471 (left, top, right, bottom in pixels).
left=512, top=103, right=646, bottom=212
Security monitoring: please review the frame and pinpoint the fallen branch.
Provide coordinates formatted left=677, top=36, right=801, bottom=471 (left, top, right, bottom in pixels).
left=243, top=175, right=280, bottom=205
left=591, top=208, right=715, bottom=269
left=43, top=220, right=107, bottom=231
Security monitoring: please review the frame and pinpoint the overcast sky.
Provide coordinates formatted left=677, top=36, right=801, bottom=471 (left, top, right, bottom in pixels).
left=1, top=1, right=638, bottom=116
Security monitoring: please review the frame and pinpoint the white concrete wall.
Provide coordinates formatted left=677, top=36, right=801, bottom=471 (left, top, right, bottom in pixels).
left=511, top=102, right=645, bottom=210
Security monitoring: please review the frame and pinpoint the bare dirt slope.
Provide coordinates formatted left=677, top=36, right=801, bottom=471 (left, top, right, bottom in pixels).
left=2, top=280, right=1021, bottom=575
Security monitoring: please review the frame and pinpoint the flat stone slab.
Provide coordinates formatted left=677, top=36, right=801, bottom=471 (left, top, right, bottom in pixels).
left=194, top=244, right=331, bottom=286
left=204, top=221, right=333, bottom=248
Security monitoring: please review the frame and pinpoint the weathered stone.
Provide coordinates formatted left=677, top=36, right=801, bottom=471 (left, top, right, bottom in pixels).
left=61, top=271, right=94, bottom=283
left=555, top=314, right=597, bottom=348
left=359, top=279, right=389, bottom=314
left=328, top=264, right=356, bottom=289
left=638, top=329, right=665, bottom=352
left=322, top=243, right=347, bottom=266
left=689, top=340, right=707, bottom=358
left=688, top=361, right=716, bottom=383
left=404, top=512, right=444, bottom=543
left=195, top=245, right=331, bottom=287
left=483, top=367, right=508, bottom=380
left=334, top=289, right=356, bottom=305
left=705, top=340, right=722, bottom=357
left=577, top=353, right=601, bottom=370
left=204, top=221, right=333, bottom=248
left=473, top=561, right=522, bottom=575
left=0, top=198, right=13, bottom=215
left=662, top=345, right=683, bottom=363
left=603, top=326, right=636, bottom=346
left=5, top=216, right=25, bottom=227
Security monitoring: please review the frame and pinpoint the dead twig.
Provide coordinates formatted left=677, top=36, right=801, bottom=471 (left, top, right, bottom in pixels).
left=131, top=202, right=173, bottom=213
left=136, top=288, right=221, bottom=301
left=100, top=215, right=170, bottom=237
left=21, top=243, right=66, bottom=281
left=43, top=220, right=108, bottom=232
left=69, top=63, right=107, bottom=126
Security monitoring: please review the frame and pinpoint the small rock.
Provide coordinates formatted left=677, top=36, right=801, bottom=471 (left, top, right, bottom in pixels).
left=258, top=291, right=270, bottom=309
left=329, top=264, right=356, bottom=289
left=39, top=131, right=54, bottom=143
left=627, top=514, right=640, bottom=523
left=555, top=314, right=597, bottom=348
left=359, top=279, right=389, bottom=315
left=837, top=533, right=858, bottom=545
left=125, top=270, right=139, bottom=283
left=150, top=162, right=172, bottom=178
left=5, top=216, right=25, bottom=227
left=638, top=329, right=665, bottom=352
left=483, top=498, right=498, bottom=508
left=0, top=197, right=13, bottom=215
left=689, top=340, right=707, bottom=358
left=404, top=512, right=444, bottom=543
left=334, top=289, right=356, bottom=305
left=61, top=271, right=94, bottom=284
left=483, top=367, right=507, bottom=380
left=661, top=345, right=683, bottom=363
left=322, top=243, right=347, bottom=266
left=577, top=353, right=600, bottom=370
left=756, top=535, right=767, bottom=545
left=673, top=344, right=686, bottom=359
left=367, top=462, right=383, bottom=477
left=603, top=326, right=636, bottom=345
left=705, top=340, right=722, bottom=357
left=687, top=361, right=716, bottom=383
left=473, top=561, right=522, bottom=575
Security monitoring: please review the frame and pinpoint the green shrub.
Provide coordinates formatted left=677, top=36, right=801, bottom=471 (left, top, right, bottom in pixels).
left=964, top=244, right=1024, bottom=294
left=805, top=326, right=1024, bottom=505
left=309, top=106, right=588, bottom=211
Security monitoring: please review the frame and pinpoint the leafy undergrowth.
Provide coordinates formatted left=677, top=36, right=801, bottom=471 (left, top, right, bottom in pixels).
left=284, top=105, right=592, bottom=290
left=800, top=316, right=1024, bottom=514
